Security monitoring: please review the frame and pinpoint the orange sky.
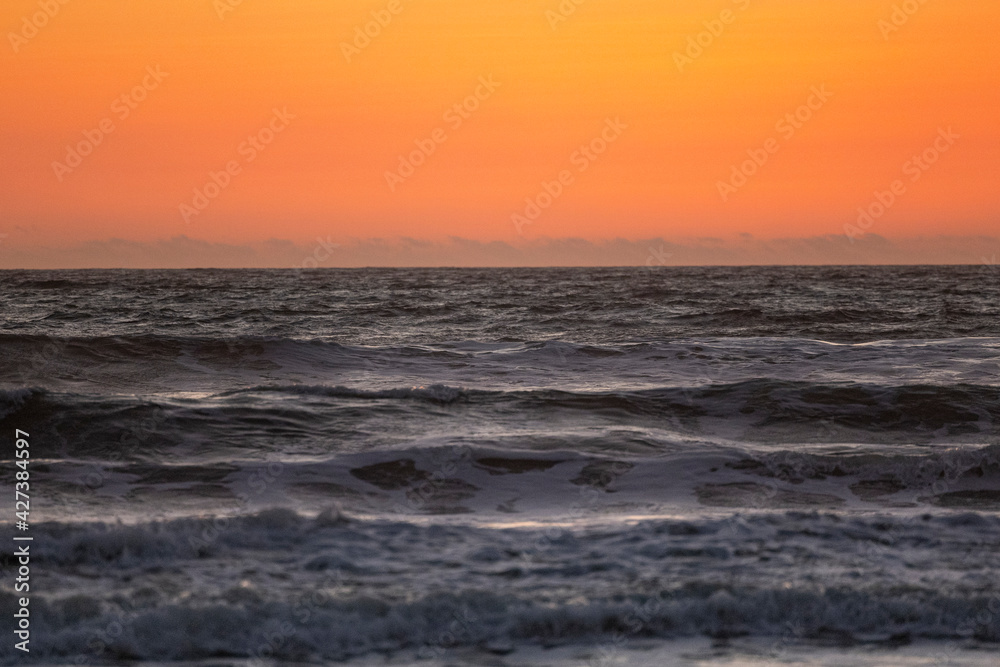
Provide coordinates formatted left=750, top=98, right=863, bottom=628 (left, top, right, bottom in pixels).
left=1, top=0, right=998, bottom=264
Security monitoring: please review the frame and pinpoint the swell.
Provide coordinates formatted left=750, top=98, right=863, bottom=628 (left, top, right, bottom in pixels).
left=155, top=377, right=1000, bottom=418
left=226, top=380, right=1000, bottom=435
left=4, top=335, right=1000, bottom=411
left=24, top=441, right=1000, bottom=520
left=2, top=380, right=997, bottom=462
left=2, top=334, right=999, bottom=378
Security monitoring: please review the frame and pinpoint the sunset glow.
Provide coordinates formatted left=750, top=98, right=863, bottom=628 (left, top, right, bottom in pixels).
left=2, top=0, right=998, bottom=266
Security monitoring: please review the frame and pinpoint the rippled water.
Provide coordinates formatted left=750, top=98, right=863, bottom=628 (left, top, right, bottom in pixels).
left=1, top=266, right=998, bottom=664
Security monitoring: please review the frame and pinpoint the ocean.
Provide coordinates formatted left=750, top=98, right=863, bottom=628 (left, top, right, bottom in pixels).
left=2, top=266, right=999, bottom=665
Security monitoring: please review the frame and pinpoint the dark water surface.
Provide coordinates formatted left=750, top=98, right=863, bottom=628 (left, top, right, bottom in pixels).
left=1, top=267, right=998, bottom=664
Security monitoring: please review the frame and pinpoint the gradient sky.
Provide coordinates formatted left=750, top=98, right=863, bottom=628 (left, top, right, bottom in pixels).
left=1, top=0, right=998, bottom=266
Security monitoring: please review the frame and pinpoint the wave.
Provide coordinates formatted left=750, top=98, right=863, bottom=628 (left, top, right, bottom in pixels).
left=223, top=382, right=477, bottom=403
left=8, top=378, right=995, bottom=437
left=0, top=387, right=35, bottom=421
left=2, top=334, right=999, bottom=390
left=4, top=586, right=997, bottom=662
left=3, top=267, right=999, bottom=348
left=1, top=509, right=998, bottom=662
left=210, top=380, right=1000, bottom=445
left=22, top=437, right=1000, bottom=522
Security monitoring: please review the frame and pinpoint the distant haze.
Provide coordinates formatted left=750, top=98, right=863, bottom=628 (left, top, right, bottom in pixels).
left=0, top=234, right=996, bottom=269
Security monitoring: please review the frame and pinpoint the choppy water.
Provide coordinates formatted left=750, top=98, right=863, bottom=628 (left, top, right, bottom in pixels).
left=1, top=267, right=999, bottom=664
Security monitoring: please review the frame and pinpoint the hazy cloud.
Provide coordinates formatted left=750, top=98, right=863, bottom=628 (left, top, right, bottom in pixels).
left=0, top=234, right=997, bottom=269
